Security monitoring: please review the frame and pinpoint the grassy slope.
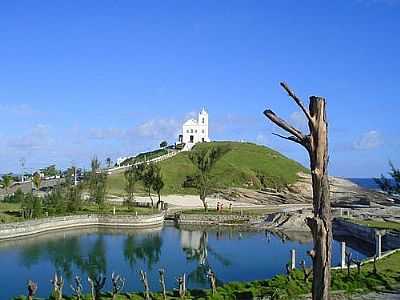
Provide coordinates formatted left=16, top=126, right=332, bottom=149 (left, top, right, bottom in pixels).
left=107, top=141, right=307, bottom=196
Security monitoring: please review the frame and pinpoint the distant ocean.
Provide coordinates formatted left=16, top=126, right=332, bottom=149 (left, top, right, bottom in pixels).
left=346, top=178, right=380, bottom=190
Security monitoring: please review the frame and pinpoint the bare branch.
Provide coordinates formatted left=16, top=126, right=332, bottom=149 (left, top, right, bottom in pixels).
left=280, top=82, right=313, bottom=124
left=272, top=133, right=303, bottom=145
left=264, top=109, right=306, bottom=142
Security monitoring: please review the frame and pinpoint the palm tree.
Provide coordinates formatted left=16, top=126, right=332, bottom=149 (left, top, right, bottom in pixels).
left=189, top=147, right=222, bottom=211
left=1, top=174, right=13, bottom=194
left=32, top=172, right=42, bottom=191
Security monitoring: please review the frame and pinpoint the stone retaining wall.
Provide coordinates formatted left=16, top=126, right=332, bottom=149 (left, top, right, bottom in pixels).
left=175, top=213, right=263, bottom=225
left=0, top=213, right=165, bottom=240
left=333, top=218, right=400, bottom=250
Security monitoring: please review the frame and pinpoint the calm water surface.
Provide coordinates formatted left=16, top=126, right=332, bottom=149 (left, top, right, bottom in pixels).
left=0, top=226, right=367, bottom=299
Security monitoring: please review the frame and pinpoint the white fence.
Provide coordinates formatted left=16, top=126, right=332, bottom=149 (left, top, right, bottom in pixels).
left=107, top=150, right=180, bottom=174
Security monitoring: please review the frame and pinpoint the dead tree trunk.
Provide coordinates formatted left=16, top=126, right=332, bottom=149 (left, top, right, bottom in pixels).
left=139, top=270, right=150, bottom=300
left=159, top=269, right=167, bottom=300
left=264, top=82, right=332, bottom=300
left=111, top=272, right=125, bottom=300
left=300, top=260, right=312, bottom=283
left=176, top=273, right=186, bottom=299
left=346, top=251, right=352, bottom=278
left=88, top=274, right=106, bottom=300
left=70, top=276, right=83, bottom=300
left=27, top=280, right=38, bottom=300
left=207, top=268, right=217, bottom=295
left=51, top=273, right=64, bottom=300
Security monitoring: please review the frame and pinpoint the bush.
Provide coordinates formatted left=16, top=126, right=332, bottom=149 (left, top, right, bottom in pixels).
left=3, top=188, right=24, bottom=203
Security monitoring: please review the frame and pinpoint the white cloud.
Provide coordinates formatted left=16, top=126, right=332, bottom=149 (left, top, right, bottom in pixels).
left=255, top=133, right=268, bottom=145
left=0, top=103, right=37, bottom=117
left=88, top=128, right=124, bottom=140
left=353, top=130, right=383, bottom=150
left=7, top=124, right=52, bottom=151
left=131, top=118, right=180, bottom=140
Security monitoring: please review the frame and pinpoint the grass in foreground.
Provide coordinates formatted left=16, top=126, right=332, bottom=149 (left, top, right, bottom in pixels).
left=12, top=251, right=400, bottom=299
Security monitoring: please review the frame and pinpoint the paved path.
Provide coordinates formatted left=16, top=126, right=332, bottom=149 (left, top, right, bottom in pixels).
left=350, top=289, right=400, bottom=300
left=107, top=194, right=311, bottom=213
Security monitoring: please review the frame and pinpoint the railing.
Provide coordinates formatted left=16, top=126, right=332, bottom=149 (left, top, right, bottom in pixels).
left=107, top=150, right=180, bottom=174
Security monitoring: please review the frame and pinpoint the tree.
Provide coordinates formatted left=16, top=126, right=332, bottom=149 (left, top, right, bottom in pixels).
left=375, top=161, right=400, bottom=195
left=141, top=163, right=157, bottom=207
left=189, top=147, right=222, bottom=211
left=32, top=172, right=42, bottom=191
left=1, top=174, right=13, bottom=194
left=106, top=157, right=112, bottom=168
left=43, top=165, right=59, bottom=177
left=66, top=184, right=83, bottom=213
left=160, top=141, right=168, bottom=148
left=22, top=193, right=43, bottom=219
left=152, top=166, right=164, bottom=208
left=88, top=157, right=108, bottom=209
left=264, top=82, right=331, bottom=300
left=124, top=166, right=140, bottom=207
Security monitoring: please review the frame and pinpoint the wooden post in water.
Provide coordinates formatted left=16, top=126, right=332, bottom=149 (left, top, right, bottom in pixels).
left=290, top=249, right=296, bottom=270
left=341, top=242, right=346, bottom=269
left=375, top=231, right=383, bottom=258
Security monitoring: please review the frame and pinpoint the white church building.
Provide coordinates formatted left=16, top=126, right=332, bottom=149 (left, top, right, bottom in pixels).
left=178, top=108, right=210, bottom=150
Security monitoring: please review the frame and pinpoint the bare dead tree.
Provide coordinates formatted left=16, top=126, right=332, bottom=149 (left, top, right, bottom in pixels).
left=70, top=276, right=83, bottom=300
left=207, top=268, right=217, bottom=295
left=264, top=82, right=331, bottom=300
left=139, top=270, right=150, bottom=300
left=27, top=280, right=38, bottom=300
left=352, top=258, right=362, bottom=275
left=345, top=251, right=352, bottom=278
left=159, top=269, right=167, bottom=300
left=373, top=255, right=378, bottom=275
left=176, top=273, right=186, bottom=299
left=300, top=260, right=313, bottom=283
left=285, top=263, right=292, bottom=276
left=51, top=273, right=64, bottom=300
left=111, top=272, right=125, bottom=300
left=88, top=274, right=106, bottom=300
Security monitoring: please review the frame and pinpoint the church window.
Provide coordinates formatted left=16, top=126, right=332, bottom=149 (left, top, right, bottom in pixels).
left=202, top=118, right=205, bottom=124
left=202, top=129, right=205, bottom=133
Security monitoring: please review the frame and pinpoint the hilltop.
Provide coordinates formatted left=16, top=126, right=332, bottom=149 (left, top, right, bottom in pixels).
left=107, top=141, right=308, bottom=195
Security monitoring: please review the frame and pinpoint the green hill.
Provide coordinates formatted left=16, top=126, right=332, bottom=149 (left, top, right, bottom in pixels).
left=107, top=141, right=308, bottom=195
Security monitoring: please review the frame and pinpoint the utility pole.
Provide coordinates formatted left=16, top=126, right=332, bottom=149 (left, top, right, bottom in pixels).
left=20, top=157, right=26, bottom=183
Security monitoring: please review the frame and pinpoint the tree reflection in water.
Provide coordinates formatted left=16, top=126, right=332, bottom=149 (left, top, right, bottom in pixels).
left=180, top=230, right=230, bottom=286
left=123, top=232, right=162, bottom=270
left=18, top=233, right=107, bottom=280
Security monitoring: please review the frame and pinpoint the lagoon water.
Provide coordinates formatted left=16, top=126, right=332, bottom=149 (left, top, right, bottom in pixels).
left=0, top=226, right=367, bottom=299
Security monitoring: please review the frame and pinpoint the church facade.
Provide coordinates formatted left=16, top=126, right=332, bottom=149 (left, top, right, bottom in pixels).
left=178, top=108, right=210, bottom=150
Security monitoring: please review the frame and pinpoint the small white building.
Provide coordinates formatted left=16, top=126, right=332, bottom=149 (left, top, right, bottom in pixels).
left=178, top=108, right=210, bottom=150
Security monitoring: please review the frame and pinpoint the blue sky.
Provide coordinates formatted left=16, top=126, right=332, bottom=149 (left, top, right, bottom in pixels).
left=0, top=0, right=399, bottom=177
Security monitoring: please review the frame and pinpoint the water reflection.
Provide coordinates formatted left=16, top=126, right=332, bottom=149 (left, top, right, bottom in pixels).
left=123, top=232, right=162, bottom=270
left=18, top=231, right=108, bottom=279
left=0, top=225, right=368, bottom=299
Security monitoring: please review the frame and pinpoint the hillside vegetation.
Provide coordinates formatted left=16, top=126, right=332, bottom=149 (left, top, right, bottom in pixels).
left=107, top=141, right=308, bottom=195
